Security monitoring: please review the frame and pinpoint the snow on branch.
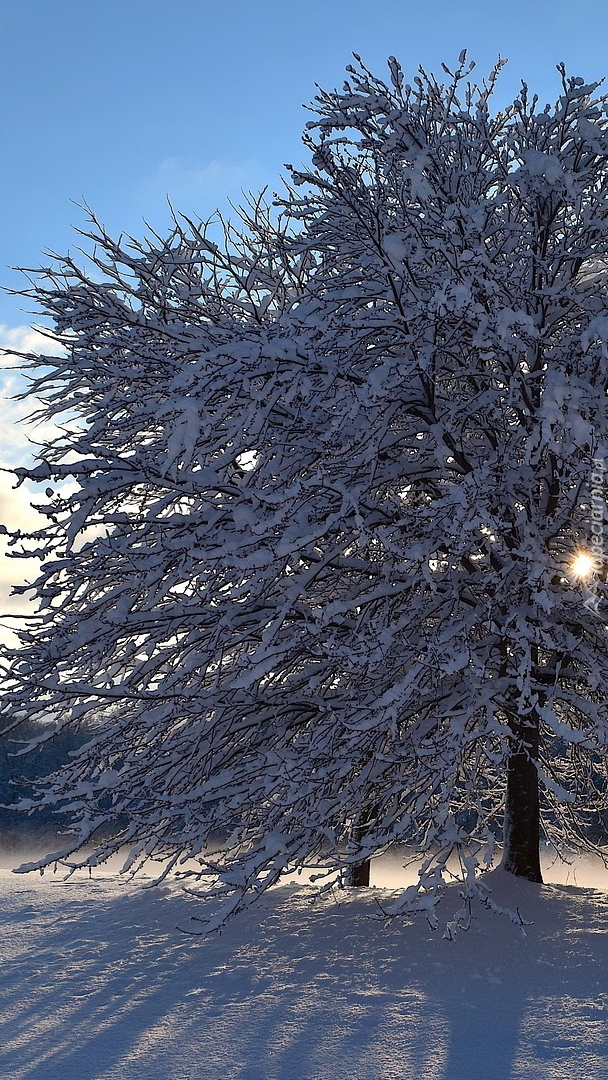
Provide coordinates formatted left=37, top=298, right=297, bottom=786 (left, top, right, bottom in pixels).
left=3, top=54, right=608, bottom=930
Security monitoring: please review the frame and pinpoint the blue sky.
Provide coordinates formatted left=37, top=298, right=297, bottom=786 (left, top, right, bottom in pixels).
left=2, top=0, right=608, bottom=328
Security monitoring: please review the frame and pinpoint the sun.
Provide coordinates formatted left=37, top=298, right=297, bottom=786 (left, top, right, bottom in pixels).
left=570, top=552, right=597, bottom=579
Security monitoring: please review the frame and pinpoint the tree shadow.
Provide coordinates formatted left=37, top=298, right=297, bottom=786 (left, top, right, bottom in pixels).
left=0, top=870, right=607, bottom=1079
left=400, top=868, right=608, bottom=1080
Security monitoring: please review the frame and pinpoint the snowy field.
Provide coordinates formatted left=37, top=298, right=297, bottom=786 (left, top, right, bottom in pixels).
left=1, top=852, right=608, bottom=1080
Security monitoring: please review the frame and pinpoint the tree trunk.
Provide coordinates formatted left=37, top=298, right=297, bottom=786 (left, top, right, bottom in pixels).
left=343, top=809, right=374, bottom=887
left=346, top=857, right=371, bottom=887
left=501, top=715, right=543, bottom=883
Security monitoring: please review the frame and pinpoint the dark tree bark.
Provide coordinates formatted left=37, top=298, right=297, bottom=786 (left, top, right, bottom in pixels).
left=348, top=857, right=371, bottom=887
left=344, top=806, right=374, bottom=887
left=501, top=712, right=543, bottom=883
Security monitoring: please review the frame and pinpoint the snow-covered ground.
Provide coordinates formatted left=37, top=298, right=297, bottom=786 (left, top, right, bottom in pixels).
left=1, top=854, right=607, bottom=1080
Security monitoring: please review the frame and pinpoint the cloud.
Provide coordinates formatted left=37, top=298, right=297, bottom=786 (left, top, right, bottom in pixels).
left=0, top=324, right=56, bottom=363
left=0, top=473, right=46, bottom=648
left=140, top=156, right=264, bottom=214
left=0, top=324, right=61, bottom=645
left=0, top=377, right=60, bottom=472
left=0, top=324, right=63, bottom=469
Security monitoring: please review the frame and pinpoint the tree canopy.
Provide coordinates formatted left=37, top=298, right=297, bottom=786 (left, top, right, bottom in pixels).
left=3, top=54, right=608, bottom=931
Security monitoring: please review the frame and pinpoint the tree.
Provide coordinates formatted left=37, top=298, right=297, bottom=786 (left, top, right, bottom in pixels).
left=3, top=53, right=608, bottom=931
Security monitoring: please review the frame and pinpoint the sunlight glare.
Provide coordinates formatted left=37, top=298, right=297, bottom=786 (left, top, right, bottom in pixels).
left=570, top=552, right=597, bottom=579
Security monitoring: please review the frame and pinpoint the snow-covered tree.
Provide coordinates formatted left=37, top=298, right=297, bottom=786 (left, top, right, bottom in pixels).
left=3, top=53, right=608, bottom=929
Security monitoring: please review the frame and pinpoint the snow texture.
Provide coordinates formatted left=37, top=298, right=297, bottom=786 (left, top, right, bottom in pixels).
left=0, top=863, right=607, bottom=1080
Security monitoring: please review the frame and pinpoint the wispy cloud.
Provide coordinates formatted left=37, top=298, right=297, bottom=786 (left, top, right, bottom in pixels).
left=140, top=156, right=264, bottom=215
left=0, top=324, right=60, bottom=644
left=0, top=324, right=56, bottom=362
left=0, top=323, right=63, bottom=467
